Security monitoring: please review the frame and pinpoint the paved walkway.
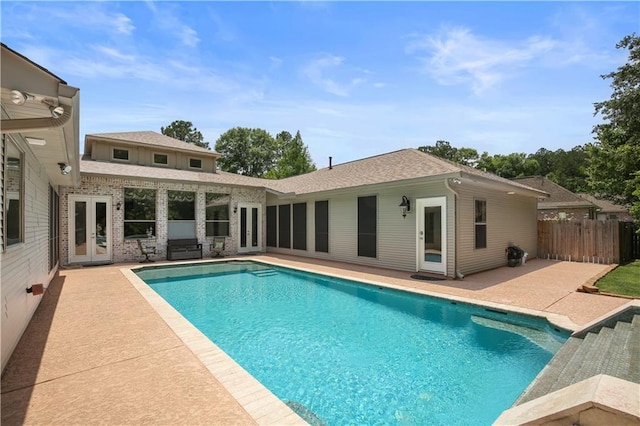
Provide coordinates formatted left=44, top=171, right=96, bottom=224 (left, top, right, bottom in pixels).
left=1, top=256, right=631, bottom=425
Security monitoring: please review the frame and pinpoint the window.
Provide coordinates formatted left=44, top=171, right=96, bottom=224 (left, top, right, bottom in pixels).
left=293, top=203, right=307, bottom=250
left=475, top=199, right=487, bottom=249
left=168, top=190, right=195, bottom=238
left=278, top=204, right=291, bottom=248
left=4, top=138, right=23, bottom=247
left=49, top=185, right=59, bottom=271
left=358, top=196, right=377, bottom=258
left=153, top=153, right=168, bottom=165
left=266, top=206, right=277, bottom=247
left=113, top=148, right=129, bottom=161
left=189, top=158, right=202, bottom=169
left=205, top=193, right=230, bottom=237
left=124, top=188, right=156, bottom=238
left=315, top=201, right=328, bottom=253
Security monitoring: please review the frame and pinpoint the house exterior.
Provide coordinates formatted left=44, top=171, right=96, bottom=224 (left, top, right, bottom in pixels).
left=576, top=193, right=634, bottom=222
left=1, top=44, right=548, bottom=371
left=512, top=176, right=598, bottom=221
left=1, top=43, right=80, bottom=370
left=264, top=149, right=546, bottom=277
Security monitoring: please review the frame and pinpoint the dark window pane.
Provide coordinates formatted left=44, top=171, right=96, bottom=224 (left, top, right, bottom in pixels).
left=267, top=206, right=277, bottom=247
left=315, top=201, right=328, bottom=253
left=154, top=153, right=168, bottom=164
left=125, top=223, right=157, bottom=238
left=358, top=196, right=376, bottom=257
left=278, top=204, right=291, bottom=249
left=168, top=190, right=195, bottom=220
left=113, top=148, right=129, bottom=160
left=293, top=203, right=307, bottom=250
left=475, top=224, right=487, bottom=249
left=240, top=208, right=247, bottom=247
left=475, top=200, right=486, bottom=223
left=206, top=222, right=229, bottom=237
left=5, top=139, right=23, bottom=246
left=190, top=158, right=202, bottom=168
left=252, top=208, right=258, bottom=246
left=124, top=188, right=156, bottom=221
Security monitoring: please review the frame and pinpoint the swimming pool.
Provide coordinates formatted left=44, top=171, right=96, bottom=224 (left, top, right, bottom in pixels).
left=136, top=261, right=568, bottom=425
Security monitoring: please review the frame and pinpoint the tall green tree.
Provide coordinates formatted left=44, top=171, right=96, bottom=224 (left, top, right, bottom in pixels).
left=265, top=131, right=316, bottom=179
left=418, top=140, right=479, bottom=166
left=215, top=127, right=277, bottom=177
left=161, top=120, right=210, bottom=149
left=476, top=152, right=539, bottom=178
left=587, top=33, right=640, bottom=221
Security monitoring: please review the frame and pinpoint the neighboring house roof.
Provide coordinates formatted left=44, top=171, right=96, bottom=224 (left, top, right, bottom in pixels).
left=80, top=155, right=269, bottom=189
left=511, top=176, right=595, bottom=209
left=266, top=149, right=548, bottom=197
left=85, top=131, right=219, bottom=157
left=577, top=193, right=630, bottom=214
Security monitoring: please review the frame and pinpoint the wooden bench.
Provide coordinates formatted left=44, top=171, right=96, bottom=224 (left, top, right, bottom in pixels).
left=167, top=238, right=202, bottom=261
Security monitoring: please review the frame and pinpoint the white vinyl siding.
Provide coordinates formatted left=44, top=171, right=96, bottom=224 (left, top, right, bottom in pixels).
left=1, top=134, right=57, bottom=371
left=457, top=185, right=537, bottom=275
left=266, top=180, right=455, bottom=274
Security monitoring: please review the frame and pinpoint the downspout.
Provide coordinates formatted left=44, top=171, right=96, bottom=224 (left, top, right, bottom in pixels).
left=444, top=177, right=464, bottom=280
left=0, top=103, right=72, bottom=133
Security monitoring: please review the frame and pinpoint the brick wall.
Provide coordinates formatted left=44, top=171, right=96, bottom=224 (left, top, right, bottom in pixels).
left=60, top=175, right=265, bottom=265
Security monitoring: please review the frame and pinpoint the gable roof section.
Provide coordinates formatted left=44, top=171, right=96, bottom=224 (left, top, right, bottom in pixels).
left=512, top=176, right=595, bottom=209
left=266, top=149, right=548, bottom=197
left=80, top=155, right=268, bottom=189
left=85, top=131, right=219, bottom=158
left=577, top=193, right=630, bottom=213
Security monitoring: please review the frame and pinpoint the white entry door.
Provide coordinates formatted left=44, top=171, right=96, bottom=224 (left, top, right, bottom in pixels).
left=417, top=196, right=447, bottom=274
left=69, top=195, right=112, bottom=264
left=238, top=203, right=261, bottom=253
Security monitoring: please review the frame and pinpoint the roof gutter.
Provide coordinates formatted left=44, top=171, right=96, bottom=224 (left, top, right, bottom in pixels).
left=0, top=100, right=72, bottom=133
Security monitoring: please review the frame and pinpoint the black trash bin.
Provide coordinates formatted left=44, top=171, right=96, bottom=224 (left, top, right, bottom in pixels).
left=506, top=245, right=524, bottom=267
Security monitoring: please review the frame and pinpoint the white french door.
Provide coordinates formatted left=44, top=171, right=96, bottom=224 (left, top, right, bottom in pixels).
left=68, top=195, right=112, bottom=263
left=417, top=196, right=447, bottom=274
left=237, top=203, right=261, bottom=253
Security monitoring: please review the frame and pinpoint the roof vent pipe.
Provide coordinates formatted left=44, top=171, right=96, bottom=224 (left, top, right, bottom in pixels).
left=329, top=156, right=333, bottom=170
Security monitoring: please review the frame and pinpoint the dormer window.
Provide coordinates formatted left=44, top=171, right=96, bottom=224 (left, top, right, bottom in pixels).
left=189, top=158, right=202, bottom=169
left=153, top=153, right=168, bottom=165
left=113, top=148, right=129, bottom=161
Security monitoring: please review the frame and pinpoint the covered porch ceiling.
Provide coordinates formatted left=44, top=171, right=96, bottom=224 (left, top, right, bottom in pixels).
left=1, top=43, right=80, bottom=187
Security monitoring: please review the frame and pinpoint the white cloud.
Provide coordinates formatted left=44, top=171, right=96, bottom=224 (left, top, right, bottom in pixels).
left=406, top=27, right=556, bottom=95
left=301, top=54, right=367, bottom=97
left=145, top=3, right=200, bottom=48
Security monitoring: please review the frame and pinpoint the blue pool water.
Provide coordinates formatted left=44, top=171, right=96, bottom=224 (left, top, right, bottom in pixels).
left=136, top=261, right=568, bottom=425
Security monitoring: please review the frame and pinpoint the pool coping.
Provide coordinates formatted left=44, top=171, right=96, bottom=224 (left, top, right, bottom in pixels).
left=122, top=256, right=587, bottom=424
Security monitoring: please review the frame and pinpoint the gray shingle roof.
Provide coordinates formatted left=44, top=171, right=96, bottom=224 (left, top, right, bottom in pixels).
left=512, top=176, right=594, bottom=209
left=267, top=149, right=548, bottom=196
left=577, top=193, right=630, bottom=213
left=86, top=131, right=218, bottom=157
left=80, top=156, right=268, bottom=188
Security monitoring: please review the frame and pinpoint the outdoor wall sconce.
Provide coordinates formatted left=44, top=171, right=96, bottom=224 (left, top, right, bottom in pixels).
left=26, top=284, right=44, bottom=296
left=399, top=195, right=411, bottom=218
left=116, top=202, right=122, bottom=210
left=233, top=205, right=238, bottom=214
left=58, top=162, right=72, bottom=175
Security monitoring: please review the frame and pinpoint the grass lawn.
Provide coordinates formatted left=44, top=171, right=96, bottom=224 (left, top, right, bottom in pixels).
left=596, top=260, right=640, bottom=298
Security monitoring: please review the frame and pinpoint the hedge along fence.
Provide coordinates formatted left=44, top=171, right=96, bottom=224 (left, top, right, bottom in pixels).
left=537, top=220, right=626, bottom=265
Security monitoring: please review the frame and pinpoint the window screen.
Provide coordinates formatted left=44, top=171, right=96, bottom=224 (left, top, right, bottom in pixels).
left=266, top=205, right=277, bottom=247
left=278, top=204, right=291, bottom=248
left=358, top=196, right=377, bottom=258
left=293, top=203, right=307, bottom=250
left=475, top=199, right=487, bottom=249
left=315, top=200, right=328, bottom=252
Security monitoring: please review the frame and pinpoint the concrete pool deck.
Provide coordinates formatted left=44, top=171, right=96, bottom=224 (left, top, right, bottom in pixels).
left=1, top=256, right=631, bottom=425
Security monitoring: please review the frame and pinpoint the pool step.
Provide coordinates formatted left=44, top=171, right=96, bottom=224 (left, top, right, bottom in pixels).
left=250, top=269, right=279, bottom=277
left=515, top=313, right=638, bottom=405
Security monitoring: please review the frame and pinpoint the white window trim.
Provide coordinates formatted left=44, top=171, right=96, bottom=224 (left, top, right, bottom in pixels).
left=112, top=147, right=130, bottom=162
left=188, top=157, right=203, bottom=169
left=152, top=152, right=169, bottom=166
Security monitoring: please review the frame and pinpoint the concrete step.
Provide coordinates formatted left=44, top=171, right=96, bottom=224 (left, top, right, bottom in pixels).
left=515, top=337, right=582, bottom=404
left=598, top=320, right=634, bottom=381
left=564, top=326, right=616, bottom=386
left=549, top=330, right=605, bottom=392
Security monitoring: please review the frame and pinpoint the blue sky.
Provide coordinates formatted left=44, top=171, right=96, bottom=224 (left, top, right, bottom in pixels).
left=2, top=1, right=637, bottom=167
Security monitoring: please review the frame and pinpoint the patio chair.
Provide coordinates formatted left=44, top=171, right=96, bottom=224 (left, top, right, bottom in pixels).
left=211, top=237, right=226, bottom=257
left=137, top=239, right=156, bottom=263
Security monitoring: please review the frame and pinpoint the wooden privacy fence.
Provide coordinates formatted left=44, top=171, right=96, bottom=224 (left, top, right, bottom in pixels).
left=537, top=220, right=637, bottom=265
